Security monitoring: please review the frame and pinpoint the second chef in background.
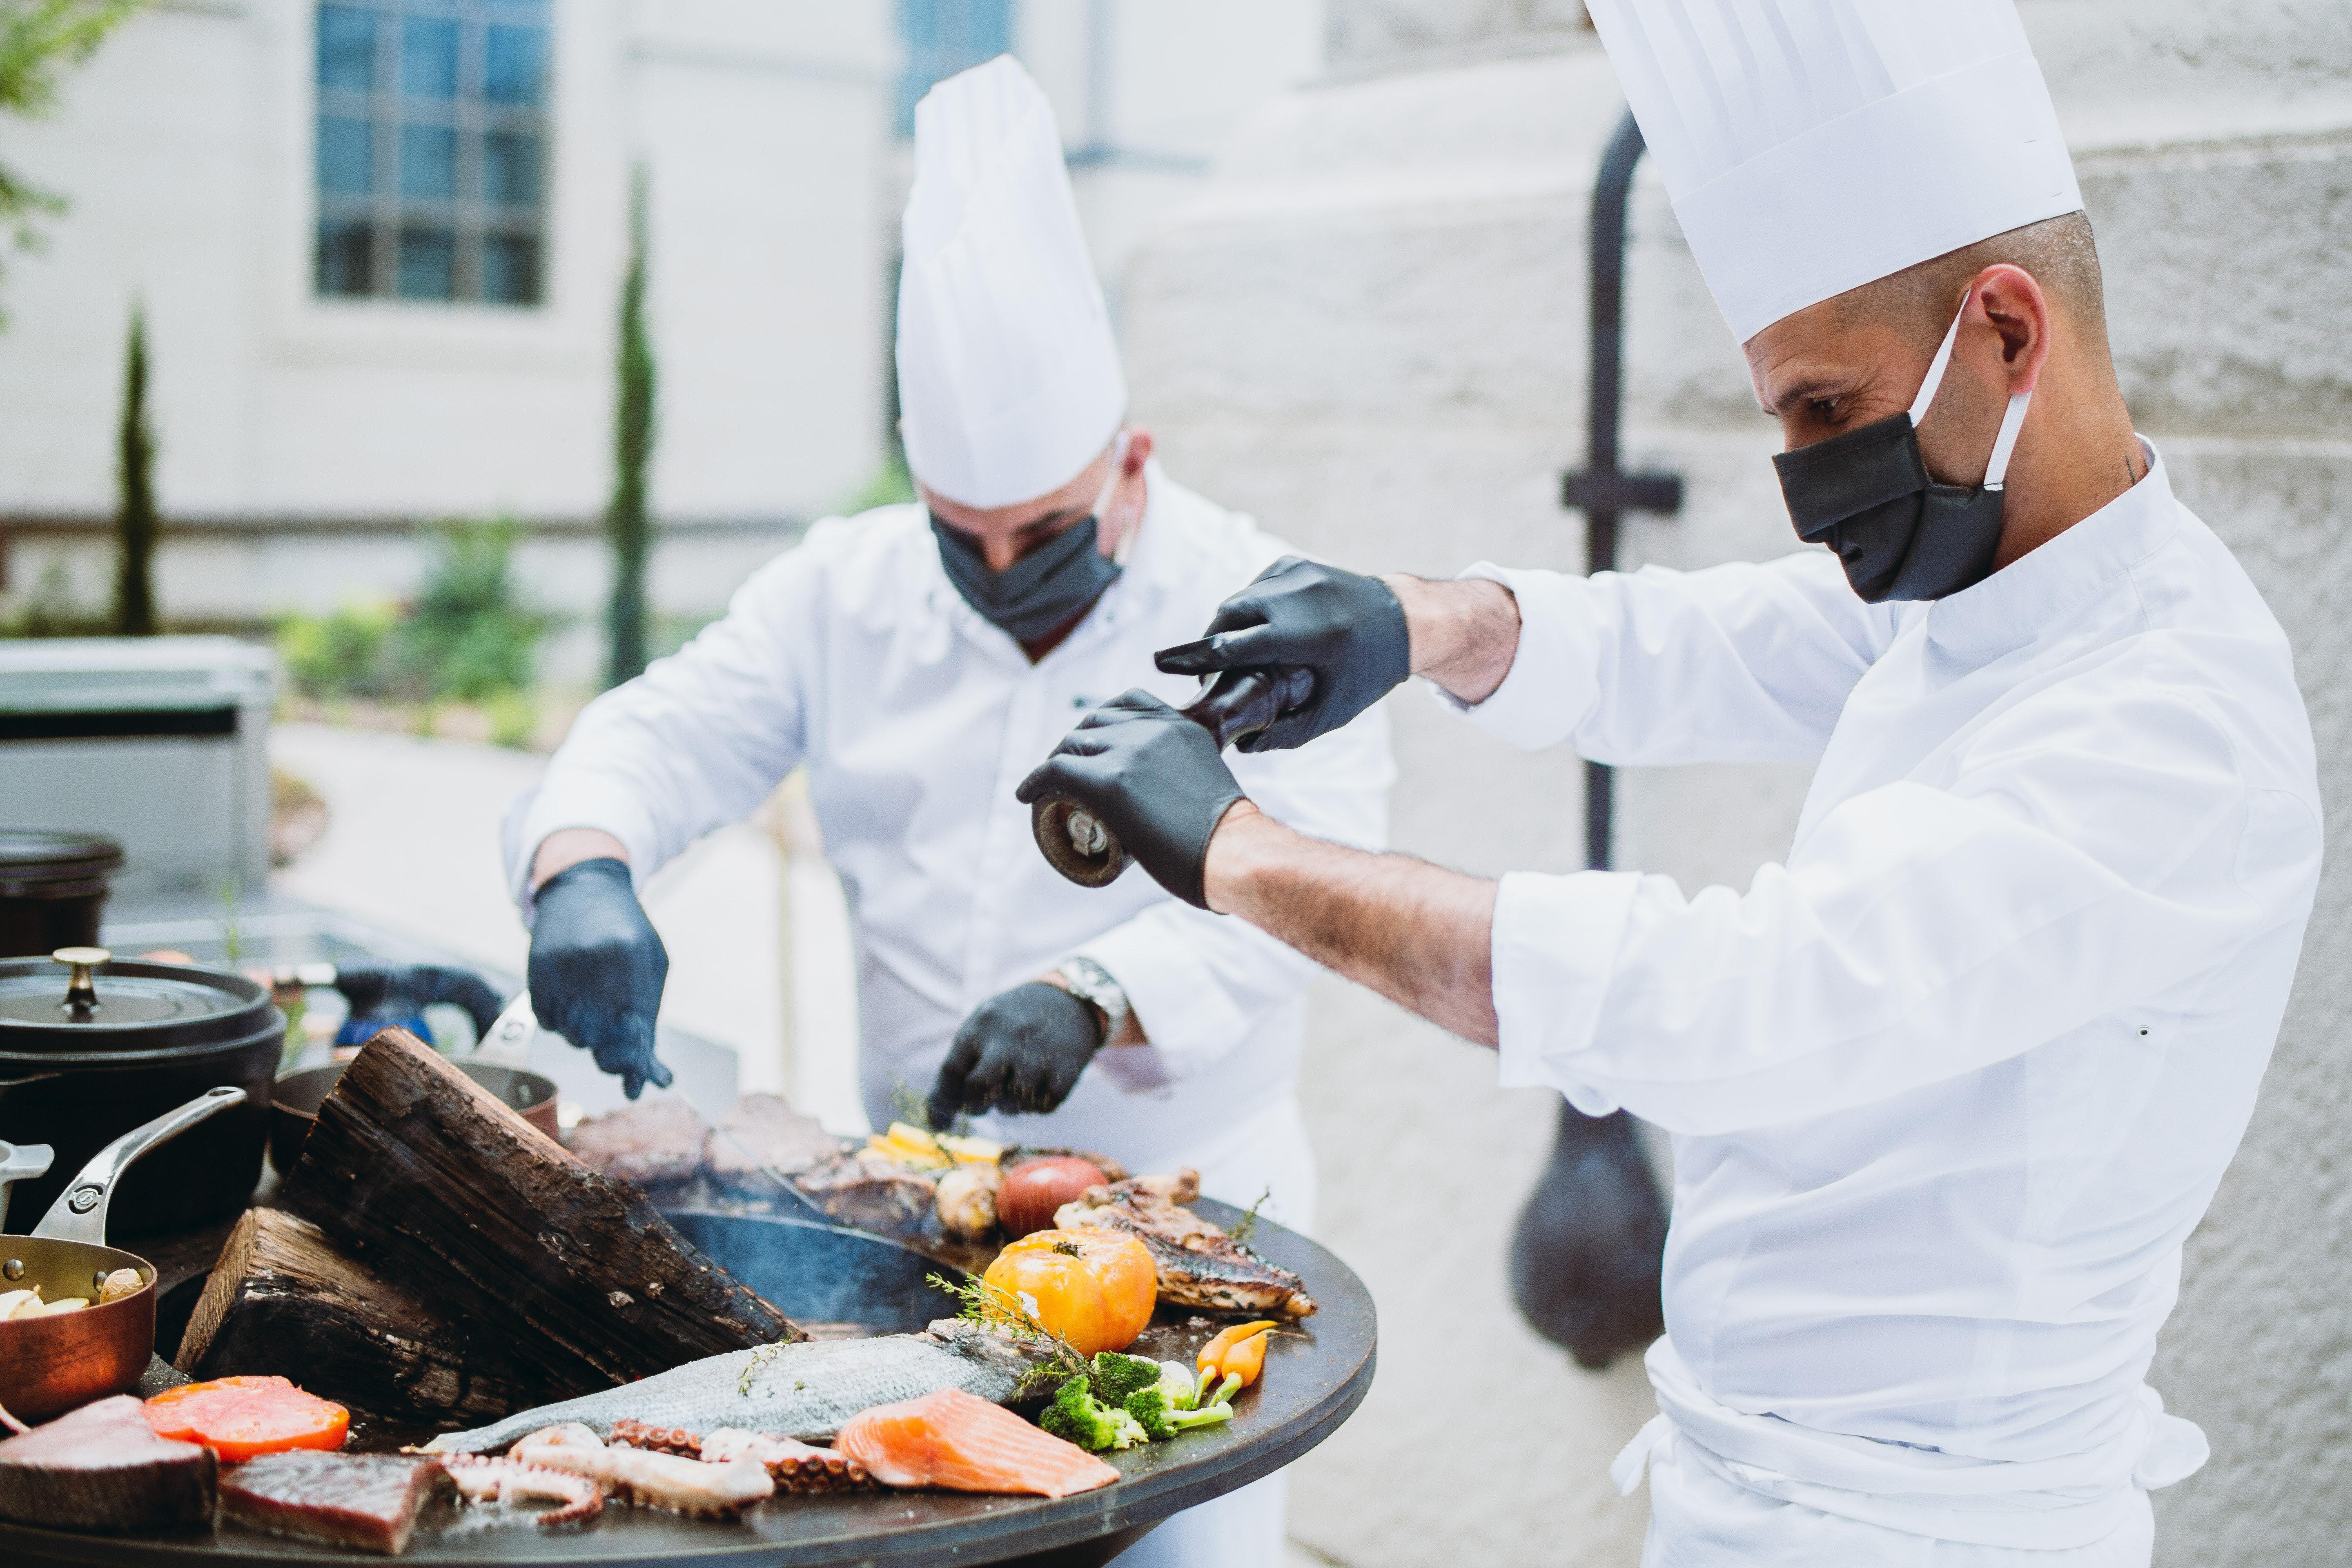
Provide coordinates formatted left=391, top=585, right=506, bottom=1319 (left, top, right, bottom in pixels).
left=501, top=56, right=1388, bottom=1283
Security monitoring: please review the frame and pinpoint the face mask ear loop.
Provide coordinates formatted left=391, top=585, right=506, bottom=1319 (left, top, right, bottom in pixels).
left=1101, top=431, right=1140, bottom=566
left=1907, top=294, right=1972, bottom=428
left=1982, top=390, right=2033, bottom=492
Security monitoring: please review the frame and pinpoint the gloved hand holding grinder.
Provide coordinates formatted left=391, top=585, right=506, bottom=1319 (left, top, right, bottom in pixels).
left=1018, top=556, right=1442, bottom=909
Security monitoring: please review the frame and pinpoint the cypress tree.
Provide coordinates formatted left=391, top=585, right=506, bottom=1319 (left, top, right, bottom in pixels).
left=606, top=168, right=654, bottom=686
left=114, top=300, right=156, bottom=636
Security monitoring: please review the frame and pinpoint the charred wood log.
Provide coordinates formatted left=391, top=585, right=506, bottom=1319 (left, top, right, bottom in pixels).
left=174, top=1208, right=534, bottom=1427
left=278, top=1030, right=802, bottom=1406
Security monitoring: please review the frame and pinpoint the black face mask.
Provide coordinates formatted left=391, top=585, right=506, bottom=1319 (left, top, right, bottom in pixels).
left=1772, top=297, right=2033, bottom=604
left=931, top=512, right=1122, bottom=642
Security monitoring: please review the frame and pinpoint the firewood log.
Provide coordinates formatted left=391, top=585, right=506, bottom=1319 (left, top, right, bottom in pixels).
left=174, top=1208, right=534, bottom=1427
left=278, top=1029, right=802, bottom=1407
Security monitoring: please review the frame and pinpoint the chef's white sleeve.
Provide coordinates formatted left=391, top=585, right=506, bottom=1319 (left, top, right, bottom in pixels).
left=504, top=547, right=818, bottom=915
left=1443, top=550, right=1904, bottom=765
left=1065, top=700, right=1396, bottom=1084
left=1490, top=677, right=2319, bottom=1134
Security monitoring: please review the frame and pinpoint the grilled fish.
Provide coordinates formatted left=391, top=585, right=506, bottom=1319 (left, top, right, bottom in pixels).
left=1056, top=1169, right=1318, bottom=1318
left=424, top=1321, right=1047, bottom=1454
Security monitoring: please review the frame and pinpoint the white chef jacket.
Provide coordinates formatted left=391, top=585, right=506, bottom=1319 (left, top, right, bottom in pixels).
left=1451, top=441, right=2320, bottom=1549
left=507, top=464, right=1392, bottom=1189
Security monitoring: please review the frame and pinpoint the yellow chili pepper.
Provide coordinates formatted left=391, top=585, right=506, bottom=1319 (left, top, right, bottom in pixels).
left=1195, top=1320, right=1278, bottom=1407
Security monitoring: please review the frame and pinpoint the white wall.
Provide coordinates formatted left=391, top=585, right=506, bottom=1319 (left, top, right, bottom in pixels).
left=1010, top=0, right=1327, bottom=323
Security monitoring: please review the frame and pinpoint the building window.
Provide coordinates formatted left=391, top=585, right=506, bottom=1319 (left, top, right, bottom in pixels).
left=314, top=0, right=550, bottom=305
left=895, top=0, right=1009, bottom=137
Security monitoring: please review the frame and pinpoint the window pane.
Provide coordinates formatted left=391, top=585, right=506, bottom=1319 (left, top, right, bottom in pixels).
left=316, top=115, right=374, bottom=196
left=318, top=5, right=376, bottom=92
left=482, top=234, right=541, bottom=304
left=316, top=220, right=374, bottom=296
left=482, top=131, right=540, bottom=207
left=399, top=124, right=457, bottom=199
left=400, top=16, right=458, bottom=99
left=484, top=25, right=544, bottom=105
left=398, top=226, right=456, bottom=298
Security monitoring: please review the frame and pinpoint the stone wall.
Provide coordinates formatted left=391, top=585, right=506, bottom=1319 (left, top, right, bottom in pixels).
left=1119, top=5, right=2352, bottom=1563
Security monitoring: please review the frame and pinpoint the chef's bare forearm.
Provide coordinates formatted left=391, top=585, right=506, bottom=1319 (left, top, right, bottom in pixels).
left=1203, top=802, right=1499, bottom=1046
left=1383, top=574, right=1521, bottom=707
left=531, top=828, right=630, bottom=891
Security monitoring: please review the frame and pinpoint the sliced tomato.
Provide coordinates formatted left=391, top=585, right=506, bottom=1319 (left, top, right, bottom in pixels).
left=143, top=1374, right=349, bottom=1462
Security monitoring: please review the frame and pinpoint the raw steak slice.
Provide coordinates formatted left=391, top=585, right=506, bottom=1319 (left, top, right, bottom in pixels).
left=706, top=1094, right=841, bottom=1188
left=566, top=1098, right=710, bottom=1189
left=219, top=1450, right=446, bottom=1555
left=0, top=1394, right=216, bottom=1534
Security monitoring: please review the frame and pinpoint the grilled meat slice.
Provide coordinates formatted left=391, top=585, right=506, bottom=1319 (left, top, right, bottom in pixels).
left=1056, top=1168, right=1317, bottom=1318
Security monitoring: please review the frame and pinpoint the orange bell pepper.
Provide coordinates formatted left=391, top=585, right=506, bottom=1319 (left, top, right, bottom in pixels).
left=982, top=1229, right=1156, bottom=1356
left=1195, top=1319, right=1277, bottom=1406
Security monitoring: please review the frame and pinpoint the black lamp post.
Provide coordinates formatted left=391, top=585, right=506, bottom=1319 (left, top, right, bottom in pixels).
left=1509, top=109, right=1682, bottom=1371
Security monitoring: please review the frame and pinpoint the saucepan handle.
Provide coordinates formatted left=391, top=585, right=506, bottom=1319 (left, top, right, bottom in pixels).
left=28, top=1085, right=248, bottom=1246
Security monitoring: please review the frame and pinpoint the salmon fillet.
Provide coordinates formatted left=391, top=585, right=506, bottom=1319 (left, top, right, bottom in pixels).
left=834, top=1388, right=1118, bottom=1499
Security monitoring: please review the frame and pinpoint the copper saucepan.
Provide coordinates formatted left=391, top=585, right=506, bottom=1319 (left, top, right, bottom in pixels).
left=0, top=1085, right=246, bottom=1426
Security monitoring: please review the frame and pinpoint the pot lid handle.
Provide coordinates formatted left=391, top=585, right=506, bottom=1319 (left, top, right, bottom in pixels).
left=29, top=1085, right=247, bottom=1245
left=52, top=947, right=109, bottom=1014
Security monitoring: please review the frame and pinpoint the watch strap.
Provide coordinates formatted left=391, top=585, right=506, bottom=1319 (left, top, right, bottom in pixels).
left=1055, top=956, right=1129, bottom=1047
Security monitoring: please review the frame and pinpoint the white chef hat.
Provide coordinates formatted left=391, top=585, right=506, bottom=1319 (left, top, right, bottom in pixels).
left=1582, top=0, right=2082, bottom=343
left=895, top=55, right=1125, bottom=510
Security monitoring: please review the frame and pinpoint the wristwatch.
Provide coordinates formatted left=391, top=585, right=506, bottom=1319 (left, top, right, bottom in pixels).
left=1055, top=956, right=1131, bottom=1047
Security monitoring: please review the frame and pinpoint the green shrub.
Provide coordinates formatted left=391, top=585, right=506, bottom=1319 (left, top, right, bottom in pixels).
left=274, top=521, right=547, bottom=710
left=277, top=601, right=396, bottom=697
left=392, top=521, right=547, bottom=702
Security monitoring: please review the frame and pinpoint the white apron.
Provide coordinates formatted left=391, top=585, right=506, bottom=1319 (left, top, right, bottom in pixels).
left=1612, top=1339, right=2201, bottom=1564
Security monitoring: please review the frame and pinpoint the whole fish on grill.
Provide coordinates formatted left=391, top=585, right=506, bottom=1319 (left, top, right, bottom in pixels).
left=1056, top=1169, right=1318, bottom=1318
left=423, top=1320, right=1050, bottom=1454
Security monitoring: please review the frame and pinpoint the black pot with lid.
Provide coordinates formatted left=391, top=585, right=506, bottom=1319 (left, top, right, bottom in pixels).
left=0, top=827, right=125, bottom=959
left=0, top=948, right=278, bottom=1236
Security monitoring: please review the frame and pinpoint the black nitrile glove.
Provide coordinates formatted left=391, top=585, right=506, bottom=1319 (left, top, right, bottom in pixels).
left=927, top=982, right=1105, bottom=1126
left=527, top=857, right=673, bottom=1099
left=1155, top=556, right=1411, bottom=752
left=1016, top=690, right=1245, bottom=909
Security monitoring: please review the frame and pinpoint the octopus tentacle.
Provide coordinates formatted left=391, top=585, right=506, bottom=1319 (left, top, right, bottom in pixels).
left=608, top=1419, right=701, bottom=1459
left=619, top=1422, right=881, bottom=1494
left=441, top=1453, right=604, bottom=1529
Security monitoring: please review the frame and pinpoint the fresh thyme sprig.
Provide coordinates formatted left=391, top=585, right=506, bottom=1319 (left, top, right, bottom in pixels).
left=927, top=1269, right=1093, bottom=1395
left=1229, top=1185, right=1273, bottom=1244
left=738, top=1343, right=787, bottom=1396
left=889, top=1074, right=967, bottom=1135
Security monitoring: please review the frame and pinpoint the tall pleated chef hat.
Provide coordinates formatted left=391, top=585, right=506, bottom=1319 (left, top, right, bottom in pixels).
left=1581, top=0, right=2082, bottom=344
left=896, top=55, right=1125, bottom=510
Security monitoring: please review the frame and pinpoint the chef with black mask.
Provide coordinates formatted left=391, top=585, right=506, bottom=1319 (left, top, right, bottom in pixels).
left=501, top=63, right=1389, bottom=1564
left=1016, top=4, right=2320, bottom=1565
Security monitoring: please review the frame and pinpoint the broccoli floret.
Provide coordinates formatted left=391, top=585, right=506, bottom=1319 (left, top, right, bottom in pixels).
left=1152, top=1359, right=1197, bottom=1410
left=1126, top=1385, right=1234, bottom=1440
left=1125, top=1386, right=1180, bottom=1441
left=1126, top=1363, right=1235, bottom=1443
left=1089, top=1351, right=1163, bottom=1403
left=1040, top=1373, right=1149, bottom=1452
